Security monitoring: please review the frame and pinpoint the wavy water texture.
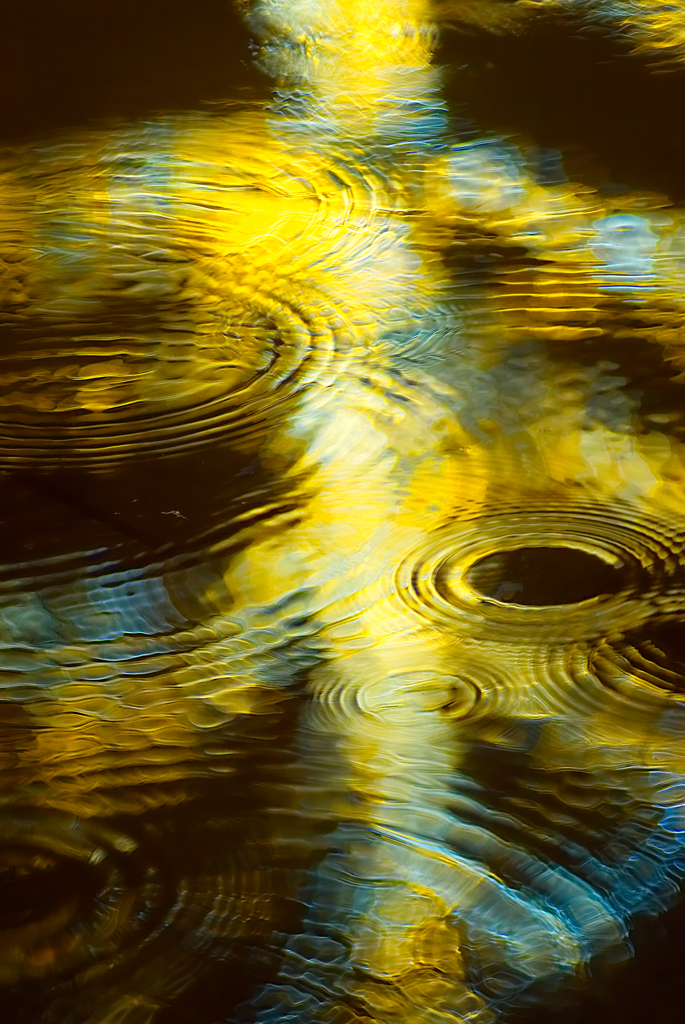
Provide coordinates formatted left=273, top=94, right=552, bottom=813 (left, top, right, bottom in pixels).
left=0, top=1, right=684, bottom=1023
left=436, top=0, right=685, bottom=65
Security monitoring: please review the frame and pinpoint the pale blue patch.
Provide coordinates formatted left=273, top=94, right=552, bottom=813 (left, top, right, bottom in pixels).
left=590, top=214, right=658, bottom=293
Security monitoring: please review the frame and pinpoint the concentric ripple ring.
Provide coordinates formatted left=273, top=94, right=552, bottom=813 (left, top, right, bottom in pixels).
left=0, top=113, right=402, bottom=466
left=396, top=501, right=685, bottom=642
left=0, top=812, right=157, bottom=984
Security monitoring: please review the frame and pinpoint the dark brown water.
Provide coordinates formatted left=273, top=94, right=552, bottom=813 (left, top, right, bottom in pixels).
left=1, top=2, right=685, bottom=1023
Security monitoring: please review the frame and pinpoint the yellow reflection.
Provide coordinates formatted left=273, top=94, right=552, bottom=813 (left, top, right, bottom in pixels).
left=242, top=0, right=438, bottom=126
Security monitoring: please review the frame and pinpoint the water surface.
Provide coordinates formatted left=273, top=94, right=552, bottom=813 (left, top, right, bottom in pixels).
left=1, top=2, right=685, bottom=1022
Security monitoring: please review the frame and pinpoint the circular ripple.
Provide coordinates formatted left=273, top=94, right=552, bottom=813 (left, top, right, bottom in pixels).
left=396, top=502, right=685, bottom=643
left=591, top=616, right=685, bottom=702
left=0, top=814, right=161, bottom=984
left=0, top=295, right=337, bottom=467
left=0, top=112, right=402, bottom=466
left=0, top=810, right=269, bottom=999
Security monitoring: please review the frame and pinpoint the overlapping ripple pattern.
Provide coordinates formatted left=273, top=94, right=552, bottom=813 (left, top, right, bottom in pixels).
left=2, top=1, right=685, bottom=1023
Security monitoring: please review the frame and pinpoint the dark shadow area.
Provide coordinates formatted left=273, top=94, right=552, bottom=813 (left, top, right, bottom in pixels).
left=441, top=18, right=685, bottom=201
left=0, top=0, right=268, bottom=142
left=510, top=895, right=685, bottom=1024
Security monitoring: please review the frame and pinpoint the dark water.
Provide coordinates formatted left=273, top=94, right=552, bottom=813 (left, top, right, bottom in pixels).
left=2, top=2, right=685, bottom=1022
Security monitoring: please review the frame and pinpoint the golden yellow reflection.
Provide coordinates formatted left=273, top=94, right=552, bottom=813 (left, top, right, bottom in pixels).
left=0, top=1, right=684, bottom=1023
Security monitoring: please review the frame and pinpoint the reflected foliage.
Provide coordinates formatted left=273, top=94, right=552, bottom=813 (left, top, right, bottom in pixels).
left=1, top=1, right=685, bottom=1022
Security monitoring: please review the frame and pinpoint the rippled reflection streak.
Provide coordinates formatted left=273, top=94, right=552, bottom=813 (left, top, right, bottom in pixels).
left=0, top=0, right=685, bottom=1022
left=438, top=0, right=685, bottom=64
